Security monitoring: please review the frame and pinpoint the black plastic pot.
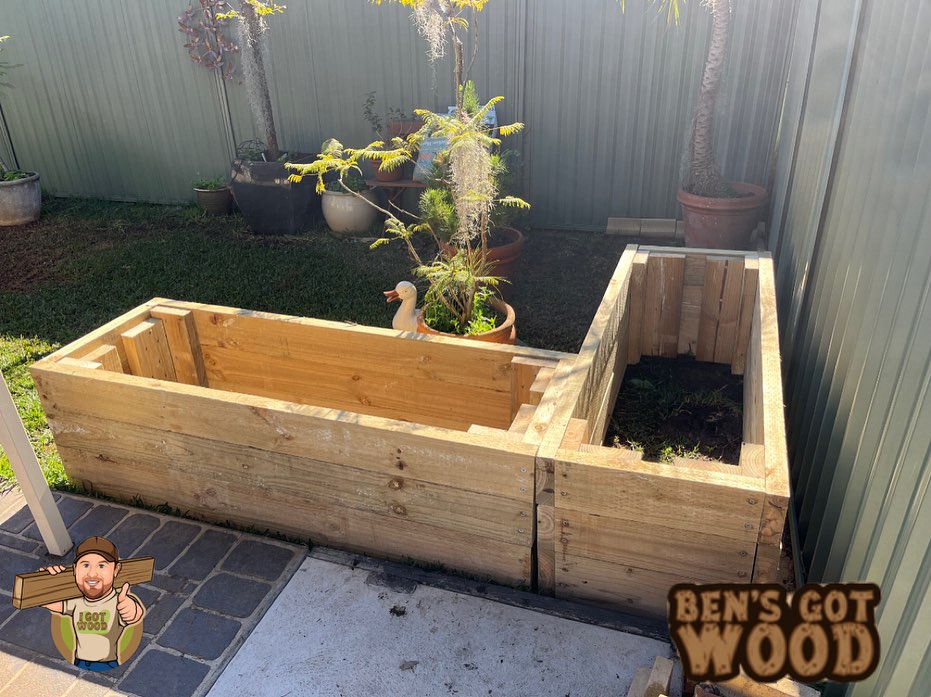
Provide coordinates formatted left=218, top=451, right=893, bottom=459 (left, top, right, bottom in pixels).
left=230, top=155, right=321, bottom=234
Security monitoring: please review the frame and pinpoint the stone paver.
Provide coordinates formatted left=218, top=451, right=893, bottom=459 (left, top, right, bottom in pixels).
left=158, top=608, right=242, bottom=660
left=168, top=530, right=237, bottom=581
left=106, top=514, right=161, bottom=558
left=220, top=540, right=296, bottom=581
left=119, top=650, right=211, bottom=697
left=0, top=491, right=304, bottom=697
left=134, top=521, right=202, bottom=571
left=65, top=505, right=128, bottom=546
left=192, top=573, right=270, bottom=618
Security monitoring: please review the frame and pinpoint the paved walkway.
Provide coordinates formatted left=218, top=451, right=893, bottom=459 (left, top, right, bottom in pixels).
left=0, top=489, right=678, bottom=697
left=0, top=490, right=305, bottom=697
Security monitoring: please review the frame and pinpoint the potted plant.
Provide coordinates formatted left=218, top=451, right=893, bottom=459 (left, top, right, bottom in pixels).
left=179, top=1, right=319, bottom=234
left=192, top=175, right=233, bottom=215
left=319, top=157, right=380, bottom=237
left=0, top=35, right=39, bottom=227
left=362, top=92, right=413, bottom=181
left=623, top=0, right=768, bottom=249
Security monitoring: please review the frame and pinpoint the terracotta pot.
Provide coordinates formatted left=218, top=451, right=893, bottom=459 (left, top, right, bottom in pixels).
left=416, top=297, right=517, bottom=345
left=387, top=120, right=421, bottom=138
left=374, top=162, right=403, bottom=182
left=438, top=227, right=526, bottom=297
left=194, top=186, right=233, bottom=215
left=677, top=182, right=768, bottom=250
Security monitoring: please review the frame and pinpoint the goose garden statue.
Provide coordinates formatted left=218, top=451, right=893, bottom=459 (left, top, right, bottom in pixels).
left=383, top=281, right=418, bottom=332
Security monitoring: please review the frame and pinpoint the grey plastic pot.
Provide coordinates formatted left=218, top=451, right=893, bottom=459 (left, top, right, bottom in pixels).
left=0, top=172, right=41, bottom=226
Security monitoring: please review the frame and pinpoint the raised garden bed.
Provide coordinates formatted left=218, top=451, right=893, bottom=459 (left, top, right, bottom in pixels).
left=30, top=299, right=575, bottom=587
left=535, top=245, right=790, bottom=617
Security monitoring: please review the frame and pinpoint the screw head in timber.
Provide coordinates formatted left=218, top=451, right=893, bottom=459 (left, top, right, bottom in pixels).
left=518, top=528, right=525, bottom=534
left=388, top=478, right=403, bottom=490
left=391, top=504, right=407, bottom=516
left=748, top=497, right=758, bottom=505
left=560, top=537, right=569, bottom=544
left=738, top=571, right=748, bottom=578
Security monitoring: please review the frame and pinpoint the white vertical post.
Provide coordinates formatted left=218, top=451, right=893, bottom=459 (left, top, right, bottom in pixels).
left=0, top=372, right=71, bottom=556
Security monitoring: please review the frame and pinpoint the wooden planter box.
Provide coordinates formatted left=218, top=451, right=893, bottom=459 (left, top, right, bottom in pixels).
left=535, top=245, right=790, bottom=617
left=31, top=299, right=575, bottom=587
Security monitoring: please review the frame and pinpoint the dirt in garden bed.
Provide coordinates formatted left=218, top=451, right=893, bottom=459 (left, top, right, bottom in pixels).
left=604, top=356, right=744, bottom=465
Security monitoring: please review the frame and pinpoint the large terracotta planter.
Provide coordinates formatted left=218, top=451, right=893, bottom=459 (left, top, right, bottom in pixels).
left=0, top=172, right=41, bottom=226
left=439, top=227, right=526, bottom=298
left=321, top=190, right=379, bottom=236
left=416, top=297, right=517, bottom=345
left=677, top=182, right=768, bottom=250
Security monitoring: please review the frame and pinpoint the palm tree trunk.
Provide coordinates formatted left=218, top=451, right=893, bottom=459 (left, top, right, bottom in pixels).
left=685, top=0, right=732, bottom=197
left=241, top=2, right=280, bottom=161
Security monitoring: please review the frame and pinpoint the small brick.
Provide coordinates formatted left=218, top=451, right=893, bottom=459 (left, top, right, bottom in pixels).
left=21, top=498, right=94, bottom=541
left=134, top=521, right=202, bottom=571
left=129, top=585, right=160, bottom=611
left=221, top=539, right=296, bottom=581
left=141, top=594, right=185, bottom=637
left=0, top=656, right=79, bottom=695
left=106, top=635, right=151, bottom=679
left=168, top=530, right=237, bottom=581
left=157, top=608, right=241, bottom=660
left=0, top=531, right=39, bottom=554
left=107, top=514, right=161, bottom=558
left=66, top=506, right=128, bottom=546
left=193, top=573, right=270, bottom=618
left=1, top=505, right=37, bottom=534
left=118, top=649, right=210, bottom=697
left=0, top=601, right=15, bottom=629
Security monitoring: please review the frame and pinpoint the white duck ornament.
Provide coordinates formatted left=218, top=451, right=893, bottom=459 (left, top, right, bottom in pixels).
left=384, top=281, right=419, bottom=332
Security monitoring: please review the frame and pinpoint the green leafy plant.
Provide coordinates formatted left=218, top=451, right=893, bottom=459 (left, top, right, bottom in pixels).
left=192, top=175, right=227, bottom=190
left=324, top=170, right=369, bottom=193
left=0, top=35, right=29, bottom=179
left=1, top=169, right=30, bottom=182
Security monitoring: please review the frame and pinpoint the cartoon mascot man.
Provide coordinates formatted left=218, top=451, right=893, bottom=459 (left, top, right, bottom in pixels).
left=41, top=536, right=146, bottom=671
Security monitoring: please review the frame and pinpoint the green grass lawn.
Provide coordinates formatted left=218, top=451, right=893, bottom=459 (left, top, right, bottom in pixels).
left=0, top=197, right=632, bottom=490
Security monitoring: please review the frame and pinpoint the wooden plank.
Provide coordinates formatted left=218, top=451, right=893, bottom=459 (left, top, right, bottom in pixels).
left=696, top=257, right=727, bottom=362
left=738, top=443, right=766, bottom=480
left=556, top=508, right=755, bottom=579
left=57, top=444, right=531, bottom=587
left=645, top=657, right=675, bottom=697
left=527, top=367, right=554, bottom=406
left=150, top=306, right=206, bottom=386
left=36, top=300, right=160, bottom=368
left=606, top=218, right=642, bottom=236
left=678, top=285, right=703, bottom=356
left=627, top=252, right=648, bottom=363
left=121, top=319, right=177, bottom=382
left=13, top=557, right=155, bottom=609
left=536, top=504, right=555, bottom=595
left=555, top=553, right=712, bottom=617
left=553, top=448, right=765, bottom=541
left=49, top=413, right=532, bottom=546
left=201, top=344, right=512, bottom=431
left=732, top=256, right=759, bottom=375
left=753, top=541, right=783, bottom=583
left=169, top=300, right=568, bottom=395
left=642, top=254, right=685, bottom=358
left=713, top=258, right=746, bottom=364
left=511, top=356, right=556, bottom=417
left=639, top=218, right=678, bottom=237
left=755, top=255, right=791, bottom=568
left=626, top=668, right=651, bottom=697
left=559, top=418, right=588, bottom=451
left=508, top=403, right=537, bottom=435
left=57, top=357, right=102, bottom=371
left=32, top=365, right=537, bottom=501
left=77, top=344, right=123, bottom=373
left=743, top=296, right=765, bottom=446
left=467, top=424, right=519, bottom=440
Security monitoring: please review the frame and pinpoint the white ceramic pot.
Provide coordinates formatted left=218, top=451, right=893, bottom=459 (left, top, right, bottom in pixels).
left=0, top=172, right=41, bottom=226
left=321, top=189, right=379, bottom=236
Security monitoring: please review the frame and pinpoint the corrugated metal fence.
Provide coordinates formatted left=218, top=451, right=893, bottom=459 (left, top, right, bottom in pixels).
left=770, top=0, right=931, bottom=695
left=0, top=0, right=795, bottom=229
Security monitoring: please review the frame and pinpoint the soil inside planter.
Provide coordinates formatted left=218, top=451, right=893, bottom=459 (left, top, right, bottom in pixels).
left=604, top=356, right=744, bottom=465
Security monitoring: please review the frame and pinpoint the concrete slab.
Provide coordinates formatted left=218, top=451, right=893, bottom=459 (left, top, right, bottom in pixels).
left=207, top=558, right=674, bottom=697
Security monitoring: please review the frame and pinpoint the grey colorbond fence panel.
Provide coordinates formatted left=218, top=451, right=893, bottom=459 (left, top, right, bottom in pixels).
left=0, top=0, right=794, bottom=227
left=769, top=0, right=931, bottom=695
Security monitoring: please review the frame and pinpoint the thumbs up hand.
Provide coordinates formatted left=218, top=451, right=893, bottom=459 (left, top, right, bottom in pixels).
left=117, top=583, right=141, bottom=624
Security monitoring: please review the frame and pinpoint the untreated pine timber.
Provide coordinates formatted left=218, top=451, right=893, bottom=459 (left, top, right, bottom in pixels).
left=150, top=305, right=206, bottom=386
left=641, top=253, right=685, bottom=358
left=77, top=344, right=123, bottom=373
left=12, top=557, right=155, bottom=609
left=121, top=319, right=176, bottom=381
left=732, top=255, right=759, bottom=374
left=627, top=252, right=648, bottom=363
